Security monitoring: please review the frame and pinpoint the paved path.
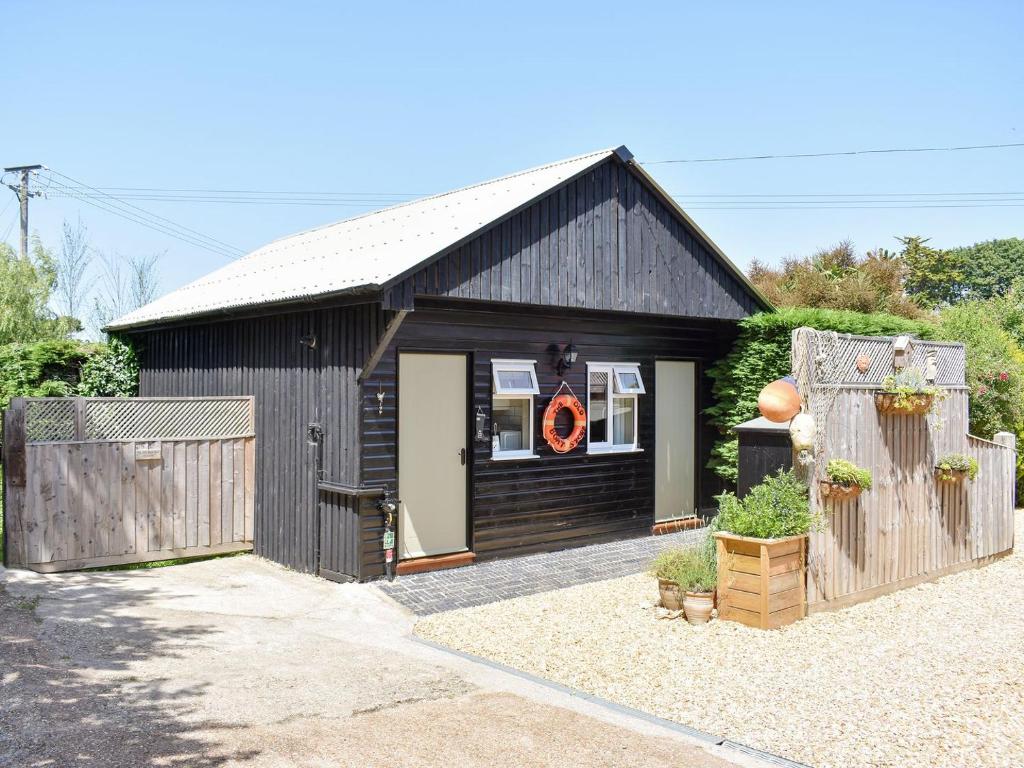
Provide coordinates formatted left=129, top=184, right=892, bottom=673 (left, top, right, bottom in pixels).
left=380, top=528, right=703, bottom=615
left=0, top=554, right=765, bottom=768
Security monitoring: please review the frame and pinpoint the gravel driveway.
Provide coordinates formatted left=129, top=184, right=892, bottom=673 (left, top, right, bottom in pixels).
left=417, top=512, right=1024, bottom=768
left=0, top=554, right=757, bottom=768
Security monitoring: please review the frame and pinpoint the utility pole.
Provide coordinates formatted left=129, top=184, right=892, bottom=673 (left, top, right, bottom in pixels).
left=4, top=164, right=43, bottom=258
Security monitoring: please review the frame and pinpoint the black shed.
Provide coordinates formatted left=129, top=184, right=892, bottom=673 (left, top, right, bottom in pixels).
left=108, top=146, right=771, bottom=581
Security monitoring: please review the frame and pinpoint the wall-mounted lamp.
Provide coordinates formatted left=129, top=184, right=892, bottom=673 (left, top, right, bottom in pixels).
left=555, top=341, right=579, bottom=376
left=299, top=333, right=318, bottom=350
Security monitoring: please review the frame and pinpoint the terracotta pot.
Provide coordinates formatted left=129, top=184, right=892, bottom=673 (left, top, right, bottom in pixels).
left=819, top=480, right=863, bottom=501
left=874, top=391, right=934, bottom=415
left=683, top=591, right=714, bottom=625
left=657, top=578, right=683, bottom=611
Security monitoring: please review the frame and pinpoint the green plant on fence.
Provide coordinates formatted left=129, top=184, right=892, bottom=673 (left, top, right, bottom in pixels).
left=77, top=337, right=139, bottom=397
left=825, top=459, right=872, bottom=489
left=880, top=367, right=941, bottom=412
left=649, top=535, right=717, bottom=593
left=705, top=307, right=938, bottom=483
left=935, top=453, right=979, bottom=482
left=712, top=469, right=824, bottom=539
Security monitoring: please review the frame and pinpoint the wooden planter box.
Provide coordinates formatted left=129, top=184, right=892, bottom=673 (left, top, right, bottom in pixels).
left=714, top=532, right=806, bottom=630
left=935, top=467, right=970, bottom=483
left=874, top=391, right=934, bottom=415
left=819, top=480, right=863, bottom=501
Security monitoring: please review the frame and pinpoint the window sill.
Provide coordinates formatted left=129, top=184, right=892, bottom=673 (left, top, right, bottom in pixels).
left=586, top=447, right=644, bottom=456
left=490, top=452, right=540, bottom=462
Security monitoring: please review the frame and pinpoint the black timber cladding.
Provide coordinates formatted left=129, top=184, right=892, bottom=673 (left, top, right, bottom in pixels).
left=134, top=302, right=386, bottom=574
left=383, top=157, right=761, bottom=320
left=357, top=300, right=737, bottom=581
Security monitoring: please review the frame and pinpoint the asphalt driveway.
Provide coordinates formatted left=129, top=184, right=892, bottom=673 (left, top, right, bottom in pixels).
left=0, top=555, right=763, bottom=768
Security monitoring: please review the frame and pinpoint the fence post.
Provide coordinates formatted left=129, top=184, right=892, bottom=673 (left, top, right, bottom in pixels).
left=994, top=432, right=1017, bottom=512
left=73, top=397, right=87, bottom=441
left=3, top=398, right=27, bottom=566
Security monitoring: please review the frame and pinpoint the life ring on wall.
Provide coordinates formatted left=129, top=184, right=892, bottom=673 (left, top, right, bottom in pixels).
left=543, top=394, right=587, bottom=453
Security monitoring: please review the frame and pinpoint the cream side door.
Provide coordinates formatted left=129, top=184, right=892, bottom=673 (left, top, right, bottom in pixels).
left=398, top=353, right=468, bottom=559
left=655, top=360, right=695, bottom=522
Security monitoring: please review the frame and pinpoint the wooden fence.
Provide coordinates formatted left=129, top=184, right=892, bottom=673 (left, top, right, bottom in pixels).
left=3, top=397, right=255, bottom=572
left=796, top=329, right=1017, bottom=611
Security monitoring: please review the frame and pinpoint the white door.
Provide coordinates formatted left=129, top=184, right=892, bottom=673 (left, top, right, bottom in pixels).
left=398, top=353, right=468, bottom=559
left=655, top=361, right=695, bottom=522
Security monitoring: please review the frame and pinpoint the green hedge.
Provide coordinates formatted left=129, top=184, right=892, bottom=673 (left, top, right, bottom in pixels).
left=0, top=337, right=138, bottom=410
left=705, top=308, right=938, bottom=483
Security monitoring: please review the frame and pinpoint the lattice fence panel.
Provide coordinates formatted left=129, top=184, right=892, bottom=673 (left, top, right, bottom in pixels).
left=23, top=397, right=254, bottom=443
left=24, top=399, right=76, bottom=442
left=816, top=334, right=965, bottom=386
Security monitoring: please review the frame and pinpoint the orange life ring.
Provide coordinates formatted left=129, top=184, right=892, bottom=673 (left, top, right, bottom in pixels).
left=542, top=394, right=587, bottom=453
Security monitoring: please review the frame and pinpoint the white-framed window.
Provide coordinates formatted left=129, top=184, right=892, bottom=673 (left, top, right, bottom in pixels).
left=491, top=359, right=539, bottom=460
left=587, top=362, right=644, bottom=454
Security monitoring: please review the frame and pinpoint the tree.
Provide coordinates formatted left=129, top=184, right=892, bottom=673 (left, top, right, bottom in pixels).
left=54, top=218, right=94, bottom=324
left=0, top=240, right=75, bottom=345
left=749, top=240, right=924, bottom=319
left=902, top=236, right=1024, bottom=306
left=92, top=251, right=161, bottom=334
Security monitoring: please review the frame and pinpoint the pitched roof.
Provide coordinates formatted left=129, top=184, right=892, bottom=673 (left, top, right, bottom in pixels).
left=109, top=146, right=768, bottom=330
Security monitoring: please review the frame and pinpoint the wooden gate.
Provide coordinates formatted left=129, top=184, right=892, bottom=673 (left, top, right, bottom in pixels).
left=3, top=396, right=255, bottom=572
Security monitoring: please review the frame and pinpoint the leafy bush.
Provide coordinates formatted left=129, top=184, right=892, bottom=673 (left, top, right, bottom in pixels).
left=936, top=453, right=979, bottom=482
left=649, top=535, right=717, bottom=592
left=712, top=469, right=823, bottom=539
left=825, top=459, right=872, bottom=490
left=0, top=337, right=138, bottom=409
left=705, top=307, right=937, bottom=482
left=78, top=337, right=139, bottom=397
left=937, top=305, right=1024, bottom=441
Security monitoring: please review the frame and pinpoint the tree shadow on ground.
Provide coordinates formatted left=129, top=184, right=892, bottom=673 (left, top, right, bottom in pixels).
left=0, top=570, right=259, bottom=766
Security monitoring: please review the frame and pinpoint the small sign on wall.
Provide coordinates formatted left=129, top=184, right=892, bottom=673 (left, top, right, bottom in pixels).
left=135, top=442, right=162, bottom=461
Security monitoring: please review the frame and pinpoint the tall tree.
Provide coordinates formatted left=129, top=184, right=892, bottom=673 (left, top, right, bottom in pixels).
left=92, top=251, right=161, bottom=334
left=0, top=239, right=74, bottom=344
left=54, top=217, right=94, bottom=325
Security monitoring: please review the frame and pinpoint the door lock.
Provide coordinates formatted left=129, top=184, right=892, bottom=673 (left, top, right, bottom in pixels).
left=459, top=448, right=467, bottom=465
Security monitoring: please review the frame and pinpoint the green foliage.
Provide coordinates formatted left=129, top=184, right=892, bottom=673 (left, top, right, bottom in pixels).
left=937, top=305, right=1024, bottom=440
left=902, top=236, right=1024, bottom=306
left=77, top=337, right=139, bottom=397
left=935, top=453, right=979, bottom=482
left=705, top=307, right=936, bottom=482
left=0, top=241, right=76, bottom=344
left=826, top=459, right=872, bottom=490
left=712, top=469, right=823, bottom=539
left=0, top=337, right=139, bottom=409
left=749, top=240, right=924, bottom=319
left=649, top=535, right=717, bottom=592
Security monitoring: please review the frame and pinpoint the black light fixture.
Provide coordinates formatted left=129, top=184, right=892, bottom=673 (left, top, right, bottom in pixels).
left=299, top=333, right=318, bottom=350
left=556, top=341, right=579, bottom=376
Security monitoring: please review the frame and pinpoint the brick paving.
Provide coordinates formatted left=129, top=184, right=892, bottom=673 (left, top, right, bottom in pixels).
left=378, top=527, right=704, bottom=615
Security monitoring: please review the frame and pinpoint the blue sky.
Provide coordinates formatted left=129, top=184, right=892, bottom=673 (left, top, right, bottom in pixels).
left=4, top=1, right=1022, bottom=312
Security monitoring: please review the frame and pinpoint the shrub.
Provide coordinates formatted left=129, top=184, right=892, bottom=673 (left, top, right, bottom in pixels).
left=712, top=469, right=823, bottom=539
left=825, top=459, right=872, bottom=489
left=77, top=337, right=139, bottom=398
left=936, top=453, right=979, bottom=482
left=705, top=307, right=937, bottom=482
left=649, top=536, right=717, bottom=592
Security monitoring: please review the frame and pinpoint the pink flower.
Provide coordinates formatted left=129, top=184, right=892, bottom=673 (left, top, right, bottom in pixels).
left=978, top=385, right=989, bottom=395
left=1000, top=372, right=1009, bottom=381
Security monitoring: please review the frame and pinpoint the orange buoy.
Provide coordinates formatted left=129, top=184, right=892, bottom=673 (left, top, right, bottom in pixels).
left=542, top=394, right=587, bottom=453
left=757, top=376, right=801, bottom=423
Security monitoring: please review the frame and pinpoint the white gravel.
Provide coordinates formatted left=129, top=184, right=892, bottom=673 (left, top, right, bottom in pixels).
left=417, top=512, right=1024, bottom=768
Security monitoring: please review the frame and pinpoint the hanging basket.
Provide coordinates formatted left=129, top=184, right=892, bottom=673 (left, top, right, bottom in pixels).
left=935, top=467, right=969, bottom=484
left=874, top=391, right=934, bottom=415
left=819, top=480, right=863, bottom=501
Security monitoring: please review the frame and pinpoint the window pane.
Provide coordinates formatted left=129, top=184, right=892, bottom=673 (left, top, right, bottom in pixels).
left=497, top=369, right=534, bottom=390
left=613, top=396, right=635, bottom=445
left=618, top=372, right=640, bottom=390
left=589, top=371, right=608, bottom=443
left=493, top=398, right=530, bottom=453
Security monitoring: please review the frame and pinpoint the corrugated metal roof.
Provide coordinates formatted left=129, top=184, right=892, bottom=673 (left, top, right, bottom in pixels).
left=107, top=148, right=618, bottom=329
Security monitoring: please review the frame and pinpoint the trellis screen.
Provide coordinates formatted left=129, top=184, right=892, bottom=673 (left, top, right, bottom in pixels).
left=23, top=397, right=254, bottom=443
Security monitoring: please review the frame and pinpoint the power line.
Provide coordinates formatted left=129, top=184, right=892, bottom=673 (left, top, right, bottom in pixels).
left=642, top=141, right=1024, bottom=164
left=40, top=169, right=245, bottom=257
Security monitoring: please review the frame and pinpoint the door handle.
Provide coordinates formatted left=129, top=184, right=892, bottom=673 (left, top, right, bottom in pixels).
left=459, top=448, right=467, bottom=466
